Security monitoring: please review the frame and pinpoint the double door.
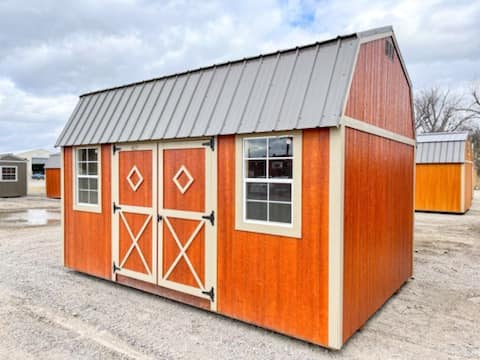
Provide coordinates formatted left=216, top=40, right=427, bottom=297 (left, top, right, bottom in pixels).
left=112, top=140, right=217, bottom=309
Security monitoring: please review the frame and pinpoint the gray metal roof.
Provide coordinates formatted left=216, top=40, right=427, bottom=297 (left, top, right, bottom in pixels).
left=45, top=153, right=61, bottom=169
left=56, top=27, right=397, bottom=147
left=416, top=132, right=469, bottom=164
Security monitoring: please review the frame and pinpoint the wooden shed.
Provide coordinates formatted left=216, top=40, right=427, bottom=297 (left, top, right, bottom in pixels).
left=56, top=26, right=414, bottom=349
left=0, top=154, right=28, bottom=197
left=45, top=153, right=61, bottom=198
left=415, top=131, right=474, bottom=213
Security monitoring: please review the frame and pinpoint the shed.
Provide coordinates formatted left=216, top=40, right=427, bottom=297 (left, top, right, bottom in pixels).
left=45, top=153, right=61, bottom=198
left=0, top=154, right=28, bottom=197
left=415, top=131, right=474, bottom=213
left=56, top=26, right=415, bottom=349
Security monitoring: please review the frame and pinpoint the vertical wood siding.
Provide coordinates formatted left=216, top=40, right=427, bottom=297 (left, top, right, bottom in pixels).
left=343, top=129, right=414, bottom=342
left=217, top=129, right=330, bottom=346
left=45, top=168, right=61, bottom=198
left=64, top=145, right=112, bottom=279
left=345, top=38, right=414, bottom=139
left=415, top=164, right=462, bottom=213
left=464, top=163, right=473, bottom=212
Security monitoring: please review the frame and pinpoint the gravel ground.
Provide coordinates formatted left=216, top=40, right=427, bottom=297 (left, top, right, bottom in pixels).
left=0, top=194, right=479, bottom=359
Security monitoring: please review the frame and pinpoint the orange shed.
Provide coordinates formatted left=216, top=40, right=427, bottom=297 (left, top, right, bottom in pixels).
left=55, top=26, right=414, bottom=349
left=45, top=153, right=61, bottom=198
left=415, top=132, right=474, bottom=213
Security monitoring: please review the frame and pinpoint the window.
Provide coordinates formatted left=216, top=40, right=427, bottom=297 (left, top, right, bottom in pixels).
left=74, top=147, right=101, bottom=212
left=0, top=166, right=17, bottom=182
left=235, top=133, right=302, bottom=238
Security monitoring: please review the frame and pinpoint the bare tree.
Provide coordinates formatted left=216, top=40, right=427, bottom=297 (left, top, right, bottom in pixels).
left=414, top=87, right=476, bottom=133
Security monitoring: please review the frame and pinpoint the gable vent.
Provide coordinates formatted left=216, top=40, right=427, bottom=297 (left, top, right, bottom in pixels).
left=385, top=39, right=395, bottom=61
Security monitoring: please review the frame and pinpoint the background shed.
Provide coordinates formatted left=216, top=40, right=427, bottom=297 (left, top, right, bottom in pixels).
left=415, top=131, right=474, bottom=213
left=45, top=153, right=61, bottom=198
left=0, top=154, right=28, bottom=197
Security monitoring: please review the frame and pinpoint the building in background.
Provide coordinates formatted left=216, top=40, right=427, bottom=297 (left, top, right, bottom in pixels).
left=0, top=154, right=28, bottom=197
left=45, top=153, right=61, bottom=199
left=15, top=148, right=52, bottom=195
left=415, top=131, right=474, bottom=213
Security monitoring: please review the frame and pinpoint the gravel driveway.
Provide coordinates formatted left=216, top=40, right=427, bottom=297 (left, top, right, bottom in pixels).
left=0, top=195, right=479, bottom=359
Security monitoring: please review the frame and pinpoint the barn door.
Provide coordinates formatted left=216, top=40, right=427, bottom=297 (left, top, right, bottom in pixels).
left=158, top=139, right=217, bottom=309
left=112, top=143, right=157, bottom=284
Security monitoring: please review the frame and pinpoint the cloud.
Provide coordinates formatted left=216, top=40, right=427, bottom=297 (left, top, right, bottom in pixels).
left=0, top=0, right=479, bottom=151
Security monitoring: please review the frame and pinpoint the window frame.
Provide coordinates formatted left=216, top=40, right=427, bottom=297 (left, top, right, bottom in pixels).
left=0, top=166, right=18, bottom=182
left=235, top=131, right=302, bottom=238
left=73, top=146, right=102, bottom=213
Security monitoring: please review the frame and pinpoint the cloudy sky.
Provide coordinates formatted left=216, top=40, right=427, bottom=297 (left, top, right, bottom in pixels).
left=0, top=0, right=479, bottom=153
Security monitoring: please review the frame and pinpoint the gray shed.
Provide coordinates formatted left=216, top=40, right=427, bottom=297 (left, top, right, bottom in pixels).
left=0, top=154, right=28, bottom=197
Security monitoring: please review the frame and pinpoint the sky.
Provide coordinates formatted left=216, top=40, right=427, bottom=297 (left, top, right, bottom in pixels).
left=0, top=0, right=479, bottom=153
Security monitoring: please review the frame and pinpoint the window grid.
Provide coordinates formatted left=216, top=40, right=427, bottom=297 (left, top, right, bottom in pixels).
left=76, top=148, right=99, bottom=206
left=0, top=166, right=17, bottom=182
left=243, top=136, right=293, bottom=226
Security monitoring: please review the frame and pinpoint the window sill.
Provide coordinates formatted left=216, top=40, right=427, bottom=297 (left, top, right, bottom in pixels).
left=235, top=220, right=301, bottom=238
left=73, top=203, right=102, bottom=213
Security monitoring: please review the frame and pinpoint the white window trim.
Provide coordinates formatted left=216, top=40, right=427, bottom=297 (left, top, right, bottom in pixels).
left=0, top=166, right=18, bottom=182
left=235, top=131, right=302, bottom=238
left=73, top=146, right=102, bottom=213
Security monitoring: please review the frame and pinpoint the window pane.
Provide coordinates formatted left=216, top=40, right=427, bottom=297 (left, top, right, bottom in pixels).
left=269, top=183, right=291, bottom=202
left=79, top=190, right=89, bottom=203
left=88, top=178, right=98, bottom=191
left=246, top=183, right=267, bottom=200
left=269, top=203, right=291, bottom=223
left=78, top=162, right=87, bottom=175
left=78, top=178, right=89, bottom=190
left=245, top=138, right=267, bottom=158
left=268, top=159, right=292, bottom=178
left=88, top=162, right=98, bottom=175
left=246, top=201, right=267, bottom=221
left=89, top=191, right=98, bottom=204
left=269, top=137, right=293, bottom=157
left=77, top=149, right=87, bottom=162
left=246, top=160, right=266, bottom=178
left=87, top=148, right=98, bottom=161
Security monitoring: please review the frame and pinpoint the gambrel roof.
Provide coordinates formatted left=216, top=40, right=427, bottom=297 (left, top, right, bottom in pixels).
left=56, top=26, right=403, bottom=147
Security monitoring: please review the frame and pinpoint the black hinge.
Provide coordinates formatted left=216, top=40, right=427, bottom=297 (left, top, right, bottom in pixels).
left=202, top=286, right=215, bottom=302
left=112, top=144, right=122, bottom=155
left=157, top=214, right=163, bottom=222
left=202, top=210, right=215, bottom=226
left=113, top=202, right=122, bottom=213
left=113, top=261, right=121, bottom=273
left=201, top=137, right=215, bottom=151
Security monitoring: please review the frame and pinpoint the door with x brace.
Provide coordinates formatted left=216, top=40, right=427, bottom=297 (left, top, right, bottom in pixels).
left=158, top=140, right=217, bottom=309
left=112, top=143, right=157, bottom=284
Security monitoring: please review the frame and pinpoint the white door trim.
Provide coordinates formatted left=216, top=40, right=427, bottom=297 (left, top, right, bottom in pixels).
left=158, top=138, right=218, bottom=310
left=112, top=142, right=158, bottom=284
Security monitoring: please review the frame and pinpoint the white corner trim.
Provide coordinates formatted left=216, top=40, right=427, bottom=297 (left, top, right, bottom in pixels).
left=60, top=149, right=65, bottom=267
left=342, top=116, right=415, bottom=146
left=328, top=125, right=345, bottom=349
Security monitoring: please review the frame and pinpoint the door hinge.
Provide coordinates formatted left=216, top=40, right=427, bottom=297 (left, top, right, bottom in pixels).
left=157, top=214, right=163, bottom=222
left=202, top=210, right=215, bottom=226
left=202, top=286, right=215, bottom=302
left=201, top=137, right=215, bottom=151
left=112, top=144, right=122, bottom=155
left=113, top=261, right=121, bottom=273
left=113, top=202, right=122, bottom=213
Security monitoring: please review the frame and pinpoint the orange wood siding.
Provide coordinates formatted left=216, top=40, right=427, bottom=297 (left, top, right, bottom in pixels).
left=415, top=164, right=462, bottom=213
left=217, top=129, right=330, bottom=346
left=464, top=163, right=473, bottom=212
left=345, top=38, right=414, bottom=139
left=63, top=145, right=112, bottom=279
left=343, top=128, right=414, bottom=342
left=45, top=168, right=61, bottom=198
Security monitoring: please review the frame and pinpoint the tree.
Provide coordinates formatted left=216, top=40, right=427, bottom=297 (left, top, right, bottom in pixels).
left=414, top=87, right=476, bottom=133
